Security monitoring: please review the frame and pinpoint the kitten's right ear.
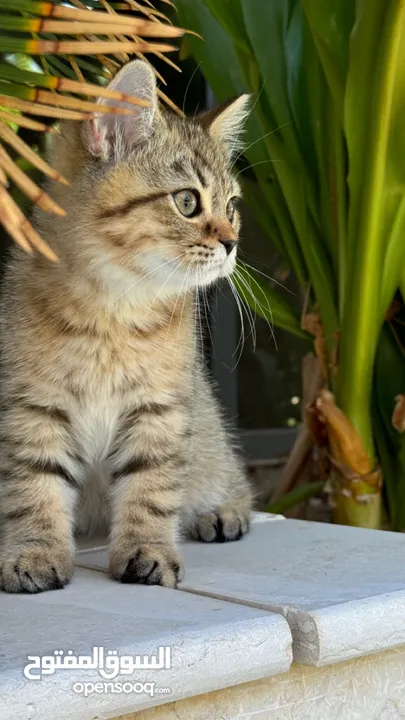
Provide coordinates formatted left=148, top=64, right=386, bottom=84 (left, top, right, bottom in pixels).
left=197, top=94, right=251, bottom=156
left=85, top=60, right=157, bottom=161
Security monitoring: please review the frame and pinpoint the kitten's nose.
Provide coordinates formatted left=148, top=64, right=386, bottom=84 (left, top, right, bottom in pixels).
left=220, top=239, right=237, bottom=256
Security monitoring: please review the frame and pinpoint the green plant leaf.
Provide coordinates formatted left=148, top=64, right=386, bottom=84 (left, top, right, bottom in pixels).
left=285, top=2, right=319, bottom=184
left=176, top=0, right=247, bottom=101
left=179, top=0, right=405, bottom=531
left=339, top=2, right=405, bottom=457
left=343, top=1, right=387, bottom=276
left=178, top=0, right=338, bottom=351
left=302, top=0, right=355, bottom=120
left=204, top=0, right=251, bottom=55
left=241, top=0, right=301, bottom=156
left=266, top=480, right=324, bottom=514
left=4, top=53, right=42, bottom=74
left=176, top=0, right=309, bottom=286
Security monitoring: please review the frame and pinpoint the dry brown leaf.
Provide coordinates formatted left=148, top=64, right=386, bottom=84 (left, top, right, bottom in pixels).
left=30, top=19, right=182, bottom=37
left=26, top=40, right=176, bottom=55
left=0, top=187, right=58, bottom=262
left=301, top=311, right=329, bottom=380
left=0, top=0, right=182, bottom=260
left=0, top=110, right=51, bottom=133
left=392, top=394, right=405, bottom=432
left=157, top=88, right=185, bottom=117
left=31, top=90, right=149, bottom=113
left=0, top=186, right=33, bottom=254
left=315, top=390, right=373, bottom=478
left=0, top=96, right=90, bottom=120
left=0, top=124, right=69, bottom=186
left=0, top=165, right=8, bottom=186
left=68, top=56, right=86, bottom=84
left=0, top=145, right=65, bottom=217
left=41, top=4, right=182, bottom=32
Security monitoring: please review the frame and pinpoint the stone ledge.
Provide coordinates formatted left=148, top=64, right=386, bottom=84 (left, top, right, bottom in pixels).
left=0, top=566, right=292, bottom=720
left=180, top=518, right=405, bottom=666
left=3, top=513, right=405, bottom=719
left=124, top=645, right=405, bottom=720
left=77, top=516, right=405, bottom=667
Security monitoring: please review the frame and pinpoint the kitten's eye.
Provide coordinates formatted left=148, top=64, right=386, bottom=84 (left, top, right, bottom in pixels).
left=173, top=189, right=200, bottom=218
left=226, top=198, right=237, bottom=223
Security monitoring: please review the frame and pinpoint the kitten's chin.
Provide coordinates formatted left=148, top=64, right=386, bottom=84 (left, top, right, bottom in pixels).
left=190, top=257, right=236, bottom=289
left=134, top=250, right=236, bottom=294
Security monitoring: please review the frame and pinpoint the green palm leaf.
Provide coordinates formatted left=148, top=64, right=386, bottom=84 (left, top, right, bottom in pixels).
left=0, top=0, right=184, bottom=256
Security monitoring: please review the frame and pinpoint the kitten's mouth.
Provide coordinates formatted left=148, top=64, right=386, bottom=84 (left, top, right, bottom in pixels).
left=189, top=254, right=237, bottom=286
left=136, top=246, right=236, bottom=293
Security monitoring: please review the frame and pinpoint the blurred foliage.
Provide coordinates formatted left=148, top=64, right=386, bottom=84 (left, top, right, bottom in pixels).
left=177, top=0, right=405, bottom=529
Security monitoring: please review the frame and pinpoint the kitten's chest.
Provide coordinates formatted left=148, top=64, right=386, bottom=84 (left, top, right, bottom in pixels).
left=65, top=330, right=162, bottom=396
left=68, top=336, right=188, bottom=464
left=69, top=353, right=145, bottom=464
left=74, top=395, right=120, bottom=464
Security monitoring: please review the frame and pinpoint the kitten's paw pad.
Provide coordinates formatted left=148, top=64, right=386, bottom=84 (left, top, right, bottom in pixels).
left=0, top=546, right=74, bottom=593
left=194, top=508, right=250, bottom=543
left=110, top=545, right=184, bottom=588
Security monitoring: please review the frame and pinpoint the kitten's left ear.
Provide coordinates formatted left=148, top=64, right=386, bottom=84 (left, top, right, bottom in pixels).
left=86, top=59, right=158, bottom=161
left=198, top=94, right=251, bottom=154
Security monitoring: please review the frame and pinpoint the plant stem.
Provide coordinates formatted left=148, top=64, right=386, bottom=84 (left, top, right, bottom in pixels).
left=333, top=120, right=347, bottom=322
left=336, top=1, right=405, bottom=527
left=266, top=480, right=324, bottom=515
left=332, top=491, right=381, bottom=528
left=338, top=1, right=405, bottom=460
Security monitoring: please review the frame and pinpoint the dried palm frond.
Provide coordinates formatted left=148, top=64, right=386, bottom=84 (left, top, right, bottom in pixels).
left=0, top=0, right=184, bottom=258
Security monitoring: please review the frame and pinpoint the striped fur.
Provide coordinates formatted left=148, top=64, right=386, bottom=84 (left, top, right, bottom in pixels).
left=0, top=61, right=252, bottom=593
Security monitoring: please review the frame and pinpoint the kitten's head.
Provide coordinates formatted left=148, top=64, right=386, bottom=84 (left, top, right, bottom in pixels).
left=80, top=60, right=250, bottom=296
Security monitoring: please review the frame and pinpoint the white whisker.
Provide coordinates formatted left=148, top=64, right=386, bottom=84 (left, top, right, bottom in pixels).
left=235, top=158, right=288, bottom=179
left=230, top=120, right=293, bottom=171
left=182, top=61, right=202, bottom=115
left=114, top=254, right=184, bottom=304
left=132, top=260, right=184, bottom=339
left=201, top=282, right=214, bottom=351
left=195, top=269, right=205, bottom=361
left=226, top=275, right=246, bottom=369
left=239, top=259, right=295, bottom=295
left=176, top=263, right=193, bottom=356
left=234, top=267, right=278, bottom=351
left=231, top=269, right=257, bottom=351
left=166, top=260, right=191, bottom=343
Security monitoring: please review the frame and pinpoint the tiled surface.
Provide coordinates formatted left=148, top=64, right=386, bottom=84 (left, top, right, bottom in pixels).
left=0, top=567, right=292, bottom=720
left=77, top=517, right=405, bottom=666
left=4, top=513, right=405, bottom=719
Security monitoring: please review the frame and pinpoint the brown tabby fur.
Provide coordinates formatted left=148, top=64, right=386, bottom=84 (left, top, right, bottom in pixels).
left=0, top=61, right=252, bottom=593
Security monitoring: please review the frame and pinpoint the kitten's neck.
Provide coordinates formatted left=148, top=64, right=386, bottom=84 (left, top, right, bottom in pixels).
left=25, top=253, right=195, bottom=343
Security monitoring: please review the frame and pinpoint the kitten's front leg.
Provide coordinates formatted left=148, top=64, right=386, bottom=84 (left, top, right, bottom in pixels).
left=0, top=402, right=81, bottom=593
left=109, top=403, right=186, bottom=588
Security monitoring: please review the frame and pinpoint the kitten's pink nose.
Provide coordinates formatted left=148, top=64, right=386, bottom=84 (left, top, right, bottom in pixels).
left=220, top=239, right=237, bottom=256
left=203, top=218, right=237, bottom=254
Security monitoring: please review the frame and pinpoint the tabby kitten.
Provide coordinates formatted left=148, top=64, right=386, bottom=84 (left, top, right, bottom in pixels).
left=0, top=60, right=252, bottom=593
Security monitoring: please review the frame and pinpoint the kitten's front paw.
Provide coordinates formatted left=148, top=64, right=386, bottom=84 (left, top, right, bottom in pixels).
left=110, top=544, right=184, bottom=588
left=0, top=546, right=74, bottom=593
left=193, top=506, right=250, bottom=543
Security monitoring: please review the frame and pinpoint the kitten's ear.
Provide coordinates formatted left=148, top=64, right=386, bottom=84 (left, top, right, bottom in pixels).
left=86, top=60, right=157, bottom=160
left=198, top=94, right=251, bottom=154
